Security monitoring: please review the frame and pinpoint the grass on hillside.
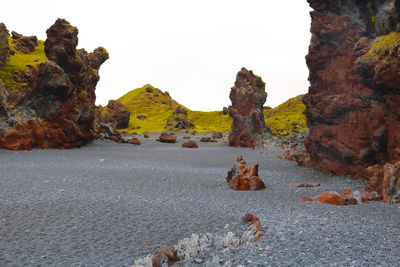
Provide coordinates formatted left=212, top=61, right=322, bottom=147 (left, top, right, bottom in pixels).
left=264, top=95, right=307, bottom=138
left=117, top=84, right=232, bottom=133
left=0, top=36, right=48, bottom=91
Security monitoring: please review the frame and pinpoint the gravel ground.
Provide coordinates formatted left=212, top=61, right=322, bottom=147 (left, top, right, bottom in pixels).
left=1, top=138, right=400, bottom=266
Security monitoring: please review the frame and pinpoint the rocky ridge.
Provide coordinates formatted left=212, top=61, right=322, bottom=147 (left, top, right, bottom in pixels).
left=0, top=19, right=108, bottom=150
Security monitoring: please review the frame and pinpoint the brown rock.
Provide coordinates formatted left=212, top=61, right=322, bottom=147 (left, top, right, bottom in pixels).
left=0, top=19, right=108, bottom=150
left=299, top=196, right=313, bottom=201
left=222, top=107, right=228, bottom=115
left=157, top=132, right=177, bottom=143
left=200, top=136, right=217, bottom=143
left=241, top=213, right=264, bottom=241
left=104, top=100, right=130, bottom=129
left=288, top=182, right=320, bottom=188
left=226, top=156, right=266, bottom=190
left=228, top=67, right=267, bottom=148
left=152, top=246, right=178, bottom=267
left=299, top=190, right=359, bottom=206
left=212, top=132, right=223, bottom=139
left=183, top=136, right=191, bottom=139
left=182, top=140, right=198, bottom=148
left=144, top=133, right=149, bottom=138
left=11, top=31, right=38, bottom=54
left=0, top=23, right=10, bottom=67
left=301, top=0, right=400, bottom=198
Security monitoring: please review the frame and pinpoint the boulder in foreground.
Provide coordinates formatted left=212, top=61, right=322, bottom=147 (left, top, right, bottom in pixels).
left=226, top=155, right=266, bottom=190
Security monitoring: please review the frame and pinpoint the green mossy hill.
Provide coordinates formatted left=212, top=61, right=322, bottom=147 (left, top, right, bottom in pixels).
left=116, top=84, right=231, bottom=133
left=0, top=36, right=48, bottom=90
left=264, top=95, right=307, bottom=138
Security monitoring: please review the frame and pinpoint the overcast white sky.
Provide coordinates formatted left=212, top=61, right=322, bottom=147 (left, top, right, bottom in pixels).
left=2, top=1, right=312, bottom=111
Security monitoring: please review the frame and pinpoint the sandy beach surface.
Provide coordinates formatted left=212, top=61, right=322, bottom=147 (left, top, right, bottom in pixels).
left=1, top=135, right=400, bottom=266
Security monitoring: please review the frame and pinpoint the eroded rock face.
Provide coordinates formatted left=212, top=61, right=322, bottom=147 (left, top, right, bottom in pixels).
left=226, top=155, right=266, bottom=190
left=228, top=67, right=267, bottom=148
left=0, top=23, right=10, bottom=66
left=0, top=19, right=108, bottom=150
left=302, top=1, right=400, bottom=201
left=11, top=31, right=38, bottom=54
left=103, top=100, right=130, bottom=129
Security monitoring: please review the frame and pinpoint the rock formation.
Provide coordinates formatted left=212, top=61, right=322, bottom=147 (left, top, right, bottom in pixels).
left=102, top=100, right=130, bottom=129
left=166, top=106, right=194, bottom=131
left=0, top=19, right=108, bottom=150
left=228, top=67, right=267, bottom=148
left=226, top=155, right=266, bottom=190
left=199, top=136, right=217, bottom=143
left=182, top=140, right=198, bottom=148
left=300, top=0, right=400, bottom=202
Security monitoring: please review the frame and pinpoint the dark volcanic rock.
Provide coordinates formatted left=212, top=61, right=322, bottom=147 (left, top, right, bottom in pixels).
left=166, top=106, right=194, bottom=130
left=0, top=23, right=10, bottom=67
left=228, top=67, right=267, bottom=148
left=200, top=136, right=217, bottom=143
left=0, top=19, right=108, bottom=150
left=103, top=100, right=130, bottom=129
left=300, top=1, right=400, bottom=202
left=11, top=31, right=38, bottom=54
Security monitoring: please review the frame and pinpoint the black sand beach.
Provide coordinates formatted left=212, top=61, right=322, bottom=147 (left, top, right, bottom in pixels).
left=1, top=139, right=399, bottom=266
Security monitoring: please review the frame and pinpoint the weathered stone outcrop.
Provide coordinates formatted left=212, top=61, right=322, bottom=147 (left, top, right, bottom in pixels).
left=0, top=23, right=10, bottom=66
left=226, top=155, right=266, bottom=190
left=301, top=0, right=400, bottom=201
left=228, top=68, right=267, bottom=148
left=102, top=100, right=130, bottom=129
left=11, top=31, right=38, bottom=54
left=166, top=106, right=194, bottom=130
left=0, top=19, right=108, bottom=150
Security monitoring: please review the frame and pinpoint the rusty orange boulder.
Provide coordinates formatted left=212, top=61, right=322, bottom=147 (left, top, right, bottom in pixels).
left=157, top=132, right=177, bottom=143
left=182, top=140, right=198, bottom=148
left=226, top=155, right=266, bottom=190
left=300, top=189, right=359, bottom=206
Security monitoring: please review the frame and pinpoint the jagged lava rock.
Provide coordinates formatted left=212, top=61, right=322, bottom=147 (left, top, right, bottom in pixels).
left=0, top=19, right=108, bottom=150
left=182, top=140, right=198, bottom=148
left=157, top=132, right=177, bottom=143
left=228, top=67, right=267, bottom=148
left=103, top=100, right=130, bottom=129
left=301, top=1, right=400, bottom=201
left=226, top=155, right=266, bottom=190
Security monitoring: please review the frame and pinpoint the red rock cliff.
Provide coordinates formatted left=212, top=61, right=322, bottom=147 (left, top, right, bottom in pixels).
left=0, top=19, right=108, bottom=150
left=304, top=0, right=400, bottom=201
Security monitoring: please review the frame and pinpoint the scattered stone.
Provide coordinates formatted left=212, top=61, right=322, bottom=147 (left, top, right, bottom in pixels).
left=222, top=107, right=228, bottom=115
left=182, top=140, right=198, bottom=148
left=226, top=155, right=266, bottom=191
left=152, top=246, right=178, bottom=267
left=137, top=115, right=146, bottom=121
left=200, top=137, right=217, bottom=143
left=183, top=136, right=191, bottom=139
left=157, top=132, right=177, bottom=143
left=212, top=132, right=223, bottom=139
left=299, top=189, right=360, bottom=206
left=143, top=133, right=149, bottom=138
left=288, top=182, right=320, bottom=188
left=145, top=86, right=153, bottom=93
left=241, top=213, right=264, bottom=242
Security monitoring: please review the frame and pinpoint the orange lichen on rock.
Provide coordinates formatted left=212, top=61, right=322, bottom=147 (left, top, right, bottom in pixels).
left=226, top=155, right=266, bottom=191
left=300, top=189, right=359, bottom=206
